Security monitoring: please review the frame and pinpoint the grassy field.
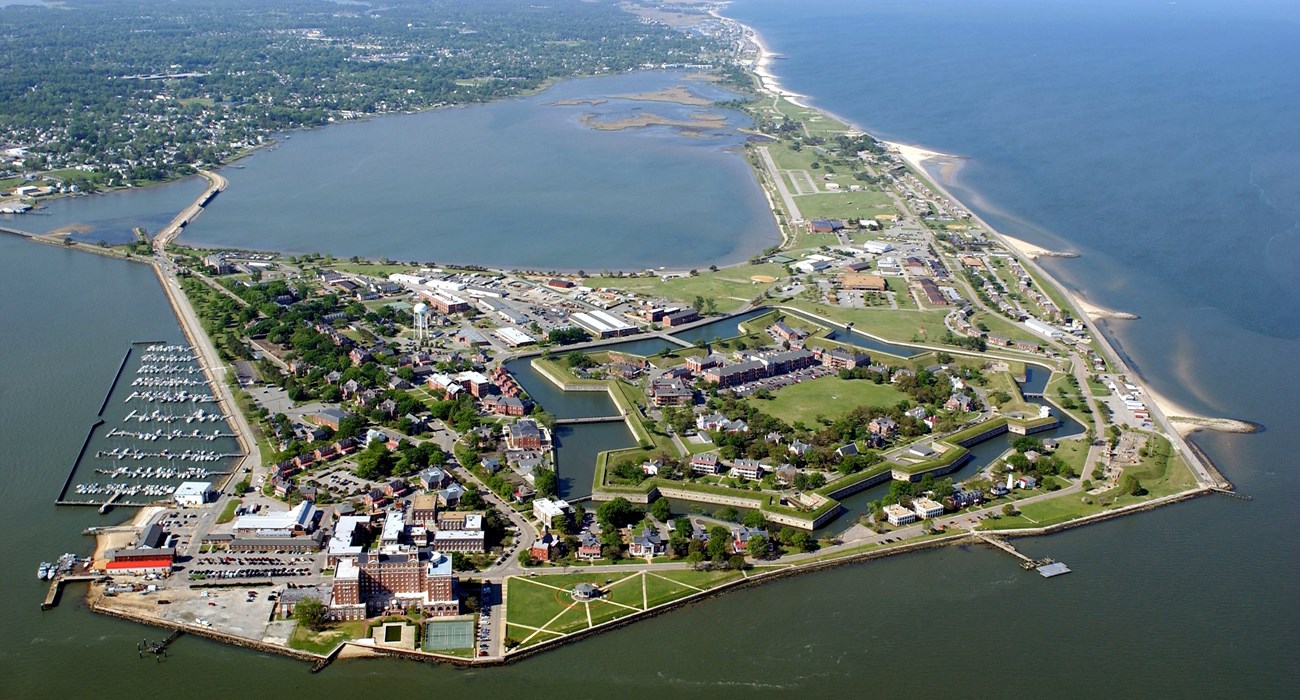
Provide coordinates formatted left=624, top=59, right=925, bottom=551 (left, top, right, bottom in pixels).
left=759, top=376, right=908, bottom=425
left=794, top=191, right=895, bottom=220
left=589, top=263, right=787, bottom=313
left=786, top=301, right=947, bottom=344
left=505, top=567, right=746, bottom=648
left=287, top=620, right=368, bottom=655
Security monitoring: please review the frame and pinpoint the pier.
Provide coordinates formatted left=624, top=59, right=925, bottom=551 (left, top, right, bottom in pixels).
left=42, top=575, right=102, bottom=610
left=971, top=532, right=1069, bottom=576
left=1210, top=487, right=1253, bottom=501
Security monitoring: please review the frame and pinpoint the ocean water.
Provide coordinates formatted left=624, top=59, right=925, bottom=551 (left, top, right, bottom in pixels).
left=1, top=0, right=1297, bottom=696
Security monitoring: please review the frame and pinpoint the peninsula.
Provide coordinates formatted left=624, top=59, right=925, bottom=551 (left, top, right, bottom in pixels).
left=10, top=0, right=1251, bottom=671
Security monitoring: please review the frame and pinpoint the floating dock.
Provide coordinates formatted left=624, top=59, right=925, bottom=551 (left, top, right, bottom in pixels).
left=1036, top=562, right=1071, bottom=578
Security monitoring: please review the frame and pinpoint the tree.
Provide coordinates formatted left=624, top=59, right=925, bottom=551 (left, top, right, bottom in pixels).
left=650, top=497, right=671, bottom=522
left=791, top=531, right=814, bottom=552
left=597, top=497, right=641, bottom=529
left=534, top=467, right=558, bottom=499
left=741, top=509, right=767, bottom=529
left=517, top=549, right=535, bottom=567
left=293, top=597, right=329, bottom=631
left=1120, top=473, right=1145, bottom=496
left=745, top=534, right=769, bottom=559
left=706, top=525, right=731, bottom=562
left=687, top=550, right=705, bottom=569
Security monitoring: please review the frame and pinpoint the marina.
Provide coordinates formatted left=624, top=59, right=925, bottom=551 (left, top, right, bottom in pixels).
left=55, top=341, right=242, bottom=508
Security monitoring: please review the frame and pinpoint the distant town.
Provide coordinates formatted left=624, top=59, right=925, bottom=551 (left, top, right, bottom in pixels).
left=13, top=0, right=1239, bottom=668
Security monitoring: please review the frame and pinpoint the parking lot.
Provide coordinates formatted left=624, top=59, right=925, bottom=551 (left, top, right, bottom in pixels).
left=729, top=365, right=833, bottom=397
left=186, top=553, right=321, bottom=582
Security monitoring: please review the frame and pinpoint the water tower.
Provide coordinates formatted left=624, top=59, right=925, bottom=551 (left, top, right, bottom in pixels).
left=413, top=302, right=431, bottom=341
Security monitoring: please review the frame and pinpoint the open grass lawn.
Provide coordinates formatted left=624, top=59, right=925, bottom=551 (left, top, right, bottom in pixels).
left=504, top=577, right=579, bottom=630
left=589, top=263, right=787, bottom=313
left=760, top=376, right=907, bottom=425
left=602, top=573, right=646, bottom=610
left=786, top=301, right=948, bottom=344
left=586, top=598, right=642, bottom=627
left=982, top=437, right=1198, bottom=530
left=288, top=620, right=368, bottom=655
left=543, top=603, right=592, bottom=635
left=653, top=568, right=744, bottom=590
left=1052, top=438, right=1090, bottom=477
left=643, top=573, right=696, bottom=608
left=514, top=628, right=564, bottom=649
left=795, top=191, right=896, bottom=221
left=506, top=572, right=637, bottom=631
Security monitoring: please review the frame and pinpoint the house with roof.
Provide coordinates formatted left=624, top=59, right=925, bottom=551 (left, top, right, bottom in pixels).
left=628, top=527, right=665, bottom=558
left=577, top=531, right=602, bottom=560
left=690, top=453, right=721, bottom=475
left=530, top=529, right=561, bottom=562
left=730, top=459, right=766, bottom=481
left=774, top=464, right=800, bottom=487
left=731, top=526, right=766, bottom=554
left=869, top=416, right=899, bottom=438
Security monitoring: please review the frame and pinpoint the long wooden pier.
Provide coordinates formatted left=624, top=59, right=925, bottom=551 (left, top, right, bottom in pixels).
left=972, top=532, right=1068, bottom=575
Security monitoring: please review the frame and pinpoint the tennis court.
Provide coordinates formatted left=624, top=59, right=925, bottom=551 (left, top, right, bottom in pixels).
left=423, top=619, right=474, bottom=651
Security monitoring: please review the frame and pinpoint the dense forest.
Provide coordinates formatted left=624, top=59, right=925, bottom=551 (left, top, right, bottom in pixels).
left=0, top=0, right=713, bottom=184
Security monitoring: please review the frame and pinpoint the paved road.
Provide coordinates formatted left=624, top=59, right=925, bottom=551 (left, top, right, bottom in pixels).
left=757, top=146, right=802, bottom=222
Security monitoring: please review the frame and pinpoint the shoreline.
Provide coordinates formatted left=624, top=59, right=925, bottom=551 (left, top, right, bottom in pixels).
left=20, top=2, right=1255, bottom=669
left=710, top=5, right=1251, bottom=445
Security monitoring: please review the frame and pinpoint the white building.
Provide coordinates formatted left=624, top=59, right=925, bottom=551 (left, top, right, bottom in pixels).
left=883, top=504, right=918, bottom=526
left=533, top=498, right=571, bottom=524
left=173, top=481, right=217, bottom=507
left=913, top=497, right=944, bottom=519
left=233, top=501, right=318, bottom=537
left=1024, top=317, right=1063, bottom=339
left=494, top=327, right=535, bottom=347
left=863, top=241, right=894, bottom=255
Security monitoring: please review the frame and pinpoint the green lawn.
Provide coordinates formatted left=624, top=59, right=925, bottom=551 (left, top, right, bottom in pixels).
left=786, top=301, right=947, bottom=344
left=543, top=603, right=593, bottom=635
left=215, top=498, right=241, bottom=524
left=760, top=376, right=907, bottom=425
left=589, top=263, right=787, bottom=313
left=505, top=572, right=636, bottom=631
left=287, top=620, right=368, bottom=655
left=652, top=568, right=744, bottom=590
left=603, top=573, right=648, bottom=610
left=586, top=598, right=642, bottom=627
left=1086, top=379, right=1112, bottom=397
left=643, top=573, right=696, bottom=608
left=794, top=191, right=896, bottom=220
left=1052, top=438, right=1090, bottom=477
